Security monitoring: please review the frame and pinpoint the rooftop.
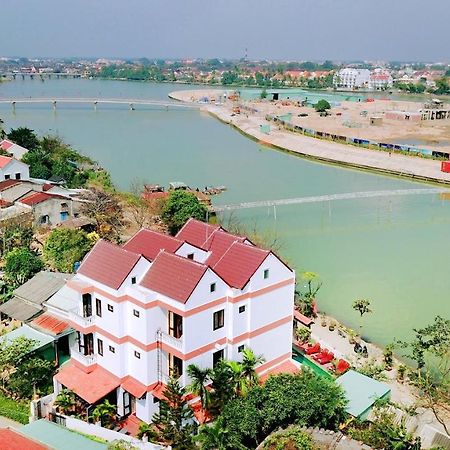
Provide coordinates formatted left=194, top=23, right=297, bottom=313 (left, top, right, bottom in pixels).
left=176, top=218, right=221, bottom=247
left=0, top=155, right=13, bottom=168
left=0, top=428, right=50, bottom=450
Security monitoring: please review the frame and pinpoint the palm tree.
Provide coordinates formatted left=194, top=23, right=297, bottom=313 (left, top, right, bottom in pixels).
left=187, top=364, right=212, bottom=410
left=226, top=360, right=247, bottom=397
left=54, top=389, right=76, bottom=415
left=241, top=348, right=265, bottom=389
left=137, top=422, right=157, bottom=441
left=91, top=399, right=116, bottom=427
left=195, top=419, right=245, bottom=450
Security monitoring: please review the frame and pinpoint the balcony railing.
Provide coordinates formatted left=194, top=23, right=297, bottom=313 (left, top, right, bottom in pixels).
left=71, top=349, right=97, bottom=367
left=159, top=330, right=183, bottom=351
left=68, top=309, right=95, bottom=328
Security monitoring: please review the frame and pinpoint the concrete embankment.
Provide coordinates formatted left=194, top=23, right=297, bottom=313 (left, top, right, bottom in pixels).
left=169, top=90, right=450, bottom=186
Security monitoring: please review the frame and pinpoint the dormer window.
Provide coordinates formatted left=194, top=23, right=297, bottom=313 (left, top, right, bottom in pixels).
left=210, top=283, right=216, bottom=293
left=263, top=269, right=270, bottom=279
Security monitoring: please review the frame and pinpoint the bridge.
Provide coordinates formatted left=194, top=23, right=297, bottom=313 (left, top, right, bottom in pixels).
left=213, top=188, right=450, bottom=212
left=1, top=72, right=82, bottom=80
left=0, top=97, right=200, bottom=110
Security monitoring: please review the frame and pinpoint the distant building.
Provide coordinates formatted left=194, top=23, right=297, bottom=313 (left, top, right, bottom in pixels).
left=333, top=68, right=370, bottom=89
left=0, top=139, right=29, bottom=160
left=0, top=155, right=30, bottom=182
left=368, top=69, right=393, bottom=90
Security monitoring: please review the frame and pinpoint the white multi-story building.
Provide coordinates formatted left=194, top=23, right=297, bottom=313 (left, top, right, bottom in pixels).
left=368, top=69, right=393, bottom=90
left=53, top=219, right=295, bottom=423
left=333, top=68, right=370, bottom=89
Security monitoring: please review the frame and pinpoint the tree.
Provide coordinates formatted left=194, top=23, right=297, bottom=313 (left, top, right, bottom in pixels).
left=54, top=389, right=76, bottom=415
left=398, top=316, right=450, bottom=434
left=4, top=247, right=43, bottom=287
left=241, top=348, right=264, bottom=390
left=152, top=376, right=197, bottom=449
left=196, top=419, right=245, bottom=450
left=352, top=299, right=372, bottom=337
left=314, top=99, right=331, bottom=113
left=187, top=364, right=212, bottom=410
left=79, top=189, right=125, bottom=241
left=208, top=360, right=235, bottom=418
left=91, top=399, right=117, bottom=427
left=161, top=190, right=208, bottom=235
left=0, top=218, right=33, bottom=257
left=7, top=127, right=39, bottom=151
left=260, top=88, right=268, bottom=99
left=43, top=228, right=94, bottom=272
left=295, top=272, right=322, bottom=317
left=108, top=440, right=139, bottom=450
left=136, top=422, right=158, bottom=441
left=263, top=426, right=314, bottom=450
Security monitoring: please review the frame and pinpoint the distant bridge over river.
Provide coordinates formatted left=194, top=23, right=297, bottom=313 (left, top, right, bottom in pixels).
left=0, top=97, right=199, bottom=110
left=213, top=188, right=450, bottom=212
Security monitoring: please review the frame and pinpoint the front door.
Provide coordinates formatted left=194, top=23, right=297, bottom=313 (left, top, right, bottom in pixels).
left=84, top=333, right=94, bottom=355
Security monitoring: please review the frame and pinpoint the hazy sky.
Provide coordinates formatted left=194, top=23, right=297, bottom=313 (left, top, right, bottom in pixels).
left=2, top=0, right=449, bottom=61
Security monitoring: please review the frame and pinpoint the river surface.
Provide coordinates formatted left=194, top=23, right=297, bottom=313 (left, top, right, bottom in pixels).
left=1, top=78, right=449, bottom=347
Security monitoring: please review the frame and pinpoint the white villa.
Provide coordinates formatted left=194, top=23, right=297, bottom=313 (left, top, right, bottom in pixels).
left=51, top=219, right=296, bottom=423
left=333, top=68, right=370, bottom=89
left=0, top=155, right=30, bottom=182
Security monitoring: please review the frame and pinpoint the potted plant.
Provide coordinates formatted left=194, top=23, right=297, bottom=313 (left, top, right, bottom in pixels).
left=328, top=320, right=336, bottom=331
left=347, top=328, right=357, bottom=344
left=383, top=344, right=394, bottom=371
left=295, top=326, right=311, bottom=344
left=397, top=364, right=407, bottom=382
left=320, top=314, right=327, bottom=327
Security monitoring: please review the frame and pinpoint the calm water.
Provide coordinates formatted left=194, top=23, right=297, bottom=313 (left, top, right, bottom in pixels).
left=1, top=79, right=449, bottom=346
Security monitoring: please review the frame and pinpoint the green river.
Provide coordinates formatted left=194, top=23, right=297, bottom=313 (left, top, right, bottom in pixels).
left=1, top=79, right=449, bottom=347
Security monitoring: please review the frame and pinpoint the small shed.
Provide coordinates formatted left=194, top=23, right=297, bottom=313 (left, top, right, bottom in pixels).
left=337, top=370, right=391, bottom=421
left=370, top=116, right=383, bottom=126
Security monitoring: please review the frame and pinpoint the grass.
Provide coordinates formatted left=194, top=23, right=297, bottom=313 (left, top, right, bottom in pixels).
left=0, top=391, right=29, bottom=424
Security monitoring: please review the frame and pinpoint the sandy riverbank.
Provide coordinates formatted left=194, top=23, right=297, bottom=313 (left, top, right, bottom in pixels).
left=170, top=89, right=450, bottom=185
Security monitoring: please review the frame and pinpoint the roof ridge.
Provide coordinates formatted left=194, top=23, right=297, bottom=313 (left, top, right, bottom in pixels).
left=157, top=248, right=208, bottom=269
left=212, top=239, right=238, bottom=269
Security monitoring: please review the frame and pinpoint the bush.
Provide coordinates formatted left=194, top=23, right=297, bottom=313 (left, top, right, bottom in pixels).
left=4, top=247, right=43, bottom=286
left=314, top=99, right=331, bottom=112
left=264, top=426, right=314, bottom=450
left=0, top=392, right=29, bottom=424
left=43, top=228, right=94, bottom=272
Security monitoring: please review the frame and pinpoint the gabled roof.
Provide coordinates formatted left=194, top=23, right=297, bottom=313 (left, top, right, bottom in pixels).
left=0, top=179, right=22, bottom=191
left=31, top=313, right=71, bottom=336
left=0, top=139, right=14, bottom=151
left=204, top=230, right=246, bottom=266
left=77, top=240, right=141, bottom=290
left=176, top=218, right=221, bottom=248
left=140, top=251, right=207, bottom=302
left=0, top=155, right=14, bottom=168
left=123, top=228, right=182, bottom=261
left=213, top=241, right=269, bottom=289
left=18, top=192, right=66, bottom=206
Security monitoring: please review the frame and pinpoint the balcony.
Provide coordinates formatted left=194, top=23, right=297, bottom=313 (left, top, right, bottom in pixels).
left=159, top=330, right=183, bottom=352
left=68, top=309, right=95, bottom=328
left=71, top=349, right=97, bottom=367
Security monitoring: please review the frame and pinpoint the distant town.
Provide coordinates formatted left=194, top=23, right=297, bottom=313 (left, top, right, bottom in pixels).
left=0, top=57, right=449, bottom=95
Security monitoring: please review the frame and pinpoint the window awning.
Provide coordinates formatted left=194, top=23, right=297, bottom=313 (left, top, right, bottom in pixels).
left=55, top=362, right=120, bottom=404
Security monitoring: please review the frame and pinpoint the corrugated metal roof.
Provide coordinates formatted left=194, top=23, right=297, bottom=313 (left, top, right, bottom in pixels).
left=77, top=240, right=140, bottom=290
left=213, top=241, right=269, bottom=289
left=0, top=324, right=54, bottom=350
left=0, top=297, right=43, bottom=321
left=14, top=271, right=73, bottom=306
left=18, top=192, right=64, bottom=206
left=31, top=313, right=71, bottom=336
left=123, top=228, right=183, bottom=261
left=140, top=251, right=207, bottom=302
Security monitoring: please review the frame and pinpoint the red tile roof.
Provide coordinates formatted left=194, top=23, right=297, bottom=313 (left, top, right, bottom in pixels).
left=31, top=313, right=71, bottom=336
left=55, top=361, right=120, bottom=404
left=140, top=251, right=207, bottom=302
left=121, top=377, right=147, bottom=399
left=123, top=229, right=182, bottom=261
left=259, top=359, right=300, bottom=383
left=0, top=139, right=14, bottom=151
left=0, top=155, right=13, bottom=168
left=0, top=199, right=13, bottom=208
left=213, top=241, right=269, bottom=289
left=0, top=179, right=23, bottom=191
left=18, top=192, right=64, bottom=206
left=78, top=240, right=141, bottom=290
left=176, top=218, right=221, bottom=248
left=204, top=230, right=245, bottom=266
left=0, top=429, right=50, bottom=450
left=151, top=382, right=167, bottom=401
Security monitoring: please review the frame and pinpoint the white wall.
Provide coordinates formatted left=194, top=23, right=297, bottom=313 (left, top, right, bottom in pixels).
left=0, top=159, right=29, bottom=181
left=176, top=242, right=209, bottom=263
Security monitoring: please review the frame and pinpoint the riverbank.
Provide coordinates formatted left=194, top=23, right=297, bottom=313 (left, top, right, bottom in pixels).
left=170, top=89, right=450, bottom=186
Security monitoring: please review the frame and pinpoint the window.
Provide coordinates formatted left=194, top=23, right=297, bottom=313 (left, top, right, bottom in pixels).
left=133, top=309, right=140, bottom=318
left=213, top=349, right=224, bottom=366
left=97, top=339, right=103, bottom=356
left=210, top=282, right=216, bottom=293
left=131, top=276, right=136, bottom=284
left=95, top=298, right=102, bottom=317
left=239, top=305, right=246, bottom=313
left=107, top=304, right=114, bottom=312
left=168, top=311, right=183, bottom=338
left=213, top=310, right=224, bottom=331
left=153, top=396, right=159, bottom=404
left=4, top=174, right=10, bottom=180
left=169, top=354, right=183, bottom=377
left=187, top=253, right=194, bottom=260
left=15, top=173, right=21, bottom=180
left=109, top=345, right=115, bottom=353
left=82, top=293, right=92, bottom=318
left=263, top=269, right=270, bottom=279
left=134, top=351, right=141, bottom=359
left=39, top=215, right=49, bottom=225
left=238, top=345, right=245, bottom=353
left=60, top=211, right=69, bottom=221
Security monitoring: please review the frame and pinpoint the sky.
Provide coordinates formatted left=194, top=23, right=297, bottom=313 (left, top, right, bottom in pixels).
left=1, top=0, right=449, bottom=61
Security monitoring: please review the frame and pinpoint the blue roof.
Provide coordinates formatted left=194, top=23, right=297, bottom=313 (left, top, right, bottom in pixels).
left=336, top=370, right=391, bottom=418
left=21, top=419, right=107, bottom=450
